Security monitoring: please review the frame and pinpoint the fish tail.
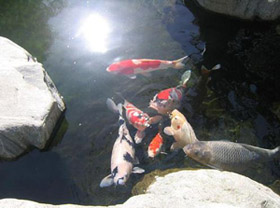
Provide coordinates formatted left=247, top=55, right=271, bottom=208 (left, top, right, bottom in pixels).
left=106, top=98, right=125, bottom=123
left=180, top=70, right=192, bottom=88
left=173, top=55, right=191, bottom=69
left=201, top=64, right=221, bottom=76
left=106, top=98, right=119, bottom=113
left=272, top=146, right=280, bottom=159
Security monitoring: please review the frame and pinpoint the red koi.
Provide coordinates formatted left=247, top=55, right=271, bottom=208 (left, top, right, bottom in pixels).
left=124, top=100, right=150, bottom=131
left=106, top=56, right=190, bottom=79
left=148, top=132, right=164, bottom=158
left=123, top=100, right=162, bottom=144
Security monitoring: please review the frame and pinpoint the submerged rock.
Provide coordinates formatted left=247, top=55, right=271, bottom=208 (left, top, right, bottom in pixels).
left=0, top=37, right=65, bottom=159
left=193, top=0, right=280, bottom=20
left=0, top=170, right=279, bottom=207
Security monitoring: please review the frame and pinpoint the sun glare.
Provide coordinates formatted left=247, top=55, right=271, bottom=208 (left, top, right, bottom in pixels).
left=77, top=14, right=110, bottom=53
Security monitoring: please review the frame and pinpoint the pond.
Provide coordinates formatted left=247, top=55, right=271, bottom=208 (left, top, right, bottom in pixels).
left=0, top=0, right=280, bottom=206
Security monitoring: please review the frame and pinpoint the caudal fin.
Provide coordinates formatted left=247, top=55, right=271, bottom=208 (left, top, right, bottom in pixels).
left=180, top=70, right=192, bottom=88
left=106, top=98, right=119, bottom=113
left=106, top=98, right=124, bottom=122
left=201, top=64, right=221, bottom=75
left=272, top=146, right=280, bottom=159
left=173, top=55, right=191, bottom=69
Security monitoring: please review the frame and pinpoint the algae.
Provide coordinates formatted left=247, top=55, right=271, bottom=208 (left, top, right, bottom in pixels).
left=269, top=180, right=280, bottom=196
left=131, top=168, right=199, bottom=196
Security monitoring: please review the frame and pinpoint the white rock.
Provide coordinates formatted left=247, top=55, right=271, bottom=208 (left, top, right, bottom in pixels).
left=123, top=170, right=280, bottom=208
left=194, top=0, right=280, bottom=20
left=0, top=37, right=65, bottom=159
left=0, top=170, right=279, bottom=208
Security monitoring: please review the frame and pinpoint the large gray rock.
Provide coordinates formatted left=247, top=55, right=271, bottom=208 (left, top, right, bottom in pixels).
left=0, top=37, right=65, bottom=159
left=194, top=0, right=280, bottom=20
left=0, top=170, right=279, bottom=207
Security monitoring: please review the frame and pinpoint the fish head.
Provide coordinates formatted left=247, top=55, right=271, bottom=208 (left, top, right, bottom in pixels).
left=114, top=163, right=132, bottom=186
left=169, top=109, right=187, bottom=131
left=183, top=142, right=211, bottom=164
left=149, top=99, right=180, bottom=115
left=106, top=63, right=120, bottom=74
left=149, top=90, right=180, bottom=115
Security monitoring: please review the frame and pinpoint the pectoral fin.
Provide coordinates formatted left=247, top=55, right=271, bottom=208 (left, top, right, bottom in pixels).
left=164, top=127, right=174, bottom=136
left=132, top=167, right=145, bottom=174
left=135, top=130, right=145, bottom=144
left=100, top=174, right=114, bottom=188
left=128, top=75, right=137, bottom=79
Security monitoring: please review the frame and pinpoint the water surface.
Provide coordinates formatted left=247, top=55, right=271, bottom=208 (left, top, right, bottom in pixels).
left=0, top=0, right=279, bottom=205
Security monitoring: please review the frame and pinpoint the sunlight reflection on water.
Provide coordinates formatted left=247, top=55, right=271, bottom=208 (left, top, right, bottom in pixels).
left=77, top=13, right=111, bottom=53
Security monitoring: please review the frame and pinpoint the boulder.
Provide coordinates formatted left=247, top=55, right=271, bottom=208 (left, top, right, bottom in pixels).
left=193, top=0, right=280, bottom=20
left=0, top=37, right=65, bottom=159
left=0, top=170, right=279, bottom=207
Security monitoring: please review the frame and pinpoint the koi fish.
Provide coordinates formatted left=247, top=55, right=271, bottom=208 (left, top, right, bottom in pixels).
left=164, top=109, right=198, bottom=151
left=148, top=132, right=164, bottom=158
left=123, top=100, right=162, bottom=144
left=107, top=98, right=162, bottom=144
left=100, top=99, right=145, bottom=187
left=183, top=141, right=280, bottom=172
left=149, top=70, right=191, bottom=115
left=106, top=56, right=190, bottom=79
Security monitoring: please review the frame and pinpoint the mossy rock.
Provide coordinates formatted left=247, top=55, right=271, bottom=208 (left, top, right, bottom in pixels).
left=131, top=168, right=199, bottom=196
left=269, top=180, right=280, bottom=196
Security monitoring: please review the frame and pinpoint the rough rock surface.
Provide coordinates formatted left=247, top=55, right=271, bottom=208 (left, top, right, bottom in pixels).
left=0, top=36, right=65, bottom=159
left=194, top=0, right=280, bottom=20
left=0, top=170, right=279, bottom=208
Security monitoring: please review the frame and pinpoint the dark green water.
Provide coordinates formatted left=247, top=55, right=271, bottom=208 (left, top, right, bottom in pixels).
left=0, top=0, right=279, bottom=205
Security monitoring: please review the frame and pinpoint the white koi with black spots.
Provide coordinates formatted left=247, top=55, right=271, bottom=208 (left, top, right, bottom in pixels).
left=100, top=99, right=145, bottom=187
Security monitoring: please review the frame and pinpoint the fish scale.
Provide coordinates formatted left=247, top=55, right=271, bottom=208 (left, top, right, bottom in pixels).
left=209, top=142, right=259, bottom=170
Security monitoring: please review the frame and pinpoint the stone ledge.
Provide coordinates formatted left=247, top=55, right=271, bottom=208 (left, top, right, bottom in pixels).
left=1, top=170, right=279, bottom=208
left=0, top=37, right=65, bottom=159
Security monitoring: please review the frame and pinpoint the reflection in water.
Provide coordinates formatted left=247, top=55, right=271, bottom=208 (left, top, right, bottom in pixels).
left=0, top=0, right=280, bottom=206
left=77, top=13, right=110, bottom=53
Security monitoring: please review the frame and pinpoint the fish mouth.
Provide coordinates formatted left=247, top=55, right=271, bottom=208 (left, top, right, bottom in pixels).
left=116, top=178, right=126, bottom=186
left=149, top=101, right=170, bottom=115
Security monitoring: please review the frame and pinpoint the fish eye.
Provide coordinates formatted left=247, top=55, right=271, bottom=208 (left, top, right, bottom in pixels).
left=194, top=150, right=199, bottom=156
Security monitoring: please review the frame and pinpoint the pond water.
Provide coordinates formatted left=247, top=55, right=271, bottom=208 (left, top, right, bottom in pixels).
left=0, top=0, right=280, bottom=206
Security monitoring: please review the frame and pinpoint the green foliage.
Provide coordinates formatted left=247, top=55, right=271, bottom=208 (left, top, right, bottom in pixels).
left=0, top=0, right=65, bottom=62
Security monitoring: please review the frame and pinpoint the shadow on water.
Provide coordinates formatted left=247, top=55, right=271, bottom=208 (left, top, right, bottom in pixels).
left=0, top=0, right=280, bottom=206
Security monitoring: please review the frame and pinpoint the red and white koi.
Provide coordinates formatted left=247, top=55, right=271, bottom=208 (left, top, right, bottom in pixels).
left=149, top=70, right=191, bottom=115
left=106, top=56, right=190, bottom=79
left=148, top=132, right=164, bottom=158
left=123, top=100, right=162, bottom=144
